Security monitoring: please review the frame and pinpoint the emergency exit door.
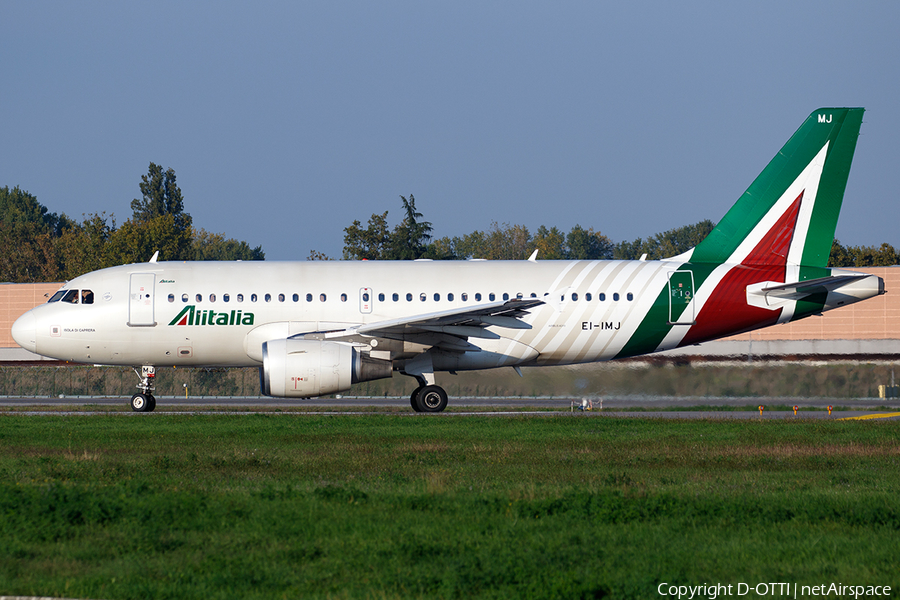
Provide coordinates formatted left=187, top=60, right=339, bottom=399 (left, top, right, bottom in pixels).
left=359, top=287, right=373, bottom=314
left=667, top=270, right=695, bottom=325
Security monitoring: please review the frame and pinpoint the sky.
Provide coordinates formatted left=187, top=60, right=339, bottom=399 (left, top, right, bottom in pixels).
left=3, top=1, right=898, bottom=261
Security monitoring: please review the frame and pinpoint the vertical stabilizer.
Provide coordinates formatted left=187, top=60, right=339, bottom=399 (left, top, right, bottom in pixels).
left=691, top=108, right=864, bottom=272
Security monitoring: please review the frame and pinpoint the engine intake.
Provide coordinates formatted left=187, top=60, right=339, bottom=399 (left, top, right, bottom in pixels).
left=260, top=339, right=392, bottom=397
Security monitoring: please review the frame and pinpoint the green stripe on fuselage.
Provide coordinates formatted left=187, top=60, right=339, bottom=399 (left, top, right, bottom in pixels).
left=615, top=262, right=717, bottom=359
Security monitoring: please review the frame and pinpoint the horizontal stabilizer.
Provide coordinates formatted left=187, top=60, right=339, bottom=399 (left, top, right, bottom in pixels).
left=746, top=272, right=884, bottom=315
left=758, top=274, right=870, bottom=299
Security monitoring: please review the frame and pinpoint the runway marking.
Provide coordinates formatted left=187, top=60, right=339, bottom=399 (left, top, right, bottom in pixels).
left=837, top=412, right=900, bottom=421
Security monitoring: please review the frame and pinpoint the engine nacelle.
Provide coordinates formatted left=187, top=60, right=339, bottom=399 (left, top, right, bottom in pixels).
left=260, top=339, right=392, bottom=397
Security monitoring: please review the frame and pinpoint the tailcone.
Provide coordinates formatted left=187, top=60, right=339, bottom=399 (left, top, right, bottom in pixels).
left=824, top=273, right=884, bottom=310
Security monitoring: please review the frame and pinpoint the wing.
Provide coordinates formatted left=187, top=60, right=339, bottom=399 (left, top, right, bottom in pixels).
left=300, top=298, right=544, bottom=352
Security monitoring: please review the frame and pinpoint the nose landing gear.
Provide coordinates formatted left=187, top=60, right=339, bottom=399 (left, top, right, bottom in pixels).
left=131, top=366, right=157, bottom=412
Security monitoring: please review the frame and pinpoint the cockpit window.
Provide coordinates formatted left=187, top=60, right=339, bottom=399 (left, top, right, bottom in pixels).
left=47, top=289, right=94, bottom=304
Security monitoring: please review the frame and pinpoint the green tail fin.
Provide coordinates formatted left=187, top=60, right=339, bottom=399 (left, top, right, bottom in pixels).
left=690, top=108, right=864, bottom=269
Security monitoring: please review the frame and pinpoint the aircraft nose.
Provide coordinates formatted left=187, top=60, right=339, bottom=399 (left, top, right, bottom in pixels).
left=11, top=311, right=37, bottom=353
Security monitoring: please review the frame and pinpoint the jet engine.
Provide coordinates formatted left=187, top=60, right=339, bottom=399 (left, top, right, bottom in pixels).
left=260, top=339, right=392, bottom=397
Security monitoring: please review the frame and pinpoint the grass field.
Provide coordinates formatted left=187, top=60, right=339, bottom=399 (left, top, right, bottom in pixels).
left=1, top=414, right=898, bottom=599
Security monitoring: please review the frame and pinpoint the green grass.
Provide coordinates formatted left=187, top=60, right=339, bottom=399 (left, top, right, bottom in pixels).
left=1, top=414, right=898, bottom=599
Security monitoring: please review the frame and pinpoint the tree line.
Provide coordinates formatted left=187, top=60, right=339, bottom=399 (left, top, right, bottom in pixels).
left=1, top=163, right=264, bottom=283
left=5, top=180, right=896, bottom=284
left=319, top=195, right=899, bottom=267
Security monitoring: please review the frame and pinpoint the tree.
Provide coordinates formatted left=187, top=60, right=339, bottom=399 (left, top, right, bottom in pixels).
left=192, top=228, right=265, bottom=261
left=342, top=211, right=392, bottom=260
left=0, top=185, right=72, bottom=236
left=307, top=250, right=332, bottom=261
left=829, top=239, right=852, bottom=267
left=130, top=163, right=187, bottom=224
left=614, top=220, right=715, bottom=260
left=56, top=213, right=117, bottom=279
left=390, top=194, right=433, bottom=260
left=105, top=214, right=193, bottom=265
left=0, top=186, right=73, bottom=281
left=0, top=219, right=60, bottom=282
left=341, top=196, right=435, bottom=260
left=565, top=225, right=613, bottom=260
left=532, top=226, right=566, bottom=260
left=125, top=163, right=193, bottom=261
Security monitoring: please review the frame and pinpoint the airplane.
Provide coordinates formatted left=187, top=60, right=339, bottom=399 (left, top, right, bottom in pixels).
left=11, top=107, right=885, bottom=412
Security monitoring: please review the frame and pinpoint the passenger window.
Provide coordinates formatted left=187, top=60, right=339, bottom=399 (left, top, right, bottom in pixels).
left=475, top=293, right=482, bottom=301
left=434, top=293, right=440, bottom=301
left=503, top=293, right=509, bottom=301
left=586, top=293, right=592, bottom=301
left=448, top=293, right=454, bottom=301
left=516, top=293, right=523, bottom=299
left=462, top=293, right=468, bottom=301
left=81, top=290, right=94, bottom=304
left=572, top=293, right=578, bottom=301
left=251, top=294, right=258, bottom=302
left=210, top=294, right=216, bottom=302
left=182, top=293, right=189, bottom=303
left=237, top=294, right=244, bottom=302
left=627, top=292, right=634, bottom=301
left=196, top=294, right=202, bottom=303
left=530, top=293, right=537, bottom=298
left=341, top=293, right=348, bottom=302
left=306, top=294, right=313, bottom=302
left=265, top=294, right=271, bottom=302
left=393, top=293, right=399, bottom=302
left=420, top=293, right=426, bottom=302
left=168, top=294, right=175, bottom=303
left=278, top=293, right=285, bottom=302
left=363, top=292, right=370, bottom=302
left=378, top=293, right=385, bottom=302
left=223, top=294, right=230, bottom=303
left=406, top=293, right=413, bottom=302
left=292, top=294, right=299, bottom=302
left=320, top=294, right=326, bottom=302
left=613, top=293, right=620, bottom=301
left=599, top=293, right=606, bottom=301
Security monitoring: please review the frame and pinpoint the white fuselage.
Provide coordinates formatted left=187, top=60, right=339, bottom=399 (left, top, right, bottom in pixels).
left=14, top=259, right=685, bottom=369
left=12, top=259, right=883, bottom=374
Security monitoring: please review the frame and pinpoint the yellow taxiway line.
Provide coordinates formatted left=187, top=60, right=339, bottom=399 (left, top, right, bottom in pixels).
left=837, top=412, right=900, bottom=421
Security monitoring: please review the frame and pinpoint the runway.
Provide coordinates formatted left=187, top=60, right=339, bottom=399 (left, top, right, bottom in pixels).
left=2, top=396, right=900, bottom=420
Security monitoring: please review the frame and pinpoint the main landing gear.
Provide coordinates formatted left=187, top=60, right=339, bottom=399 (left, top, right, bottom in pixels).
left=409, top=385, right=449, bottom=413
left=403, top=353, right=449, bottom=413
left=131, top=366, right=157, bottom=413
